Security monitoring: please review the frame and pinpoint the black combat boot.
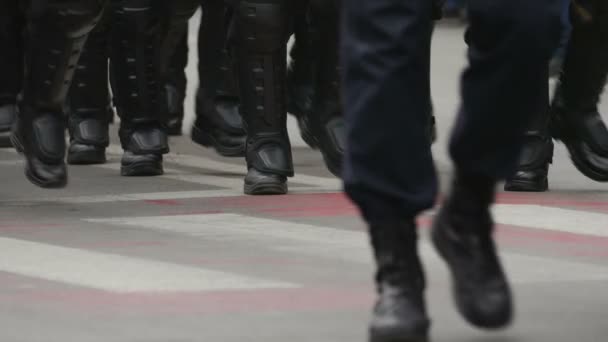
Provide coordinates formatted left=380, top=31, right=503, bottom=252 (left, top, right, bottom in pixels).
left=234, top=1, right=293, bottom=195
left=504, top=110, right=553, bottom=192
left=505, top=65, right=553, bottom=192
left=110, top=0, right=169, bottom=176
left=67, top=17, right=111, bottom=165
left=369, top=222, right=430, bottom=342
left=191, top=3, right=247, bottom=157
left=165, top=29, right=188, bottom=136
left=193, top=85, right=247, bottom=157
left=309, top=0, right=345, bottom=177
left=287, top=7, right=318, bottom=149
left=550, top=6, right=608, bottom=181
left=12, top=3, right=103, bottom=188
left=504, top=131, right=553, bottom=192
left=432, top=174, right=513, bottom=329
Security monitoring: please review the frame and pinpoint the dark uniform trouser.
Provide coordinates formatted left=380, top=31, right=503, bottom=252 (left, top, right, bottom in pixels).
left=0, top=0, right=22, bottom=106
left=161, top=0, right=229, bottom=101
left=341, top=0, right=561, bottom=222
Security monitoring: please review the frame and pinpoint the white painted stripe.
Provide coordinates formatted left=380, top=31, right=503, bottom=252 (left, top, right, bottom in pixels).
left=87, top=213, right=608, bottom=284
left=97, top=162, right=243, bottom=189
left=0, top=237, right=295, bottom=292
left=57, top=190, right=244, bottom=204
left=0, top=160, right=23, bottom=166
left=493, top=204, right=608, bottom=238
left=57, top=188, right=338, bottom=204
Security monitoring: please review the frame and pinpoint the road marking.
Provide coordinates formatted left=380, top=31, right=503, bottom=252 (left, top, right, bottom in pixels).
left=56, top=189, right=338, bottom=204
left=97, top=162, right=242, bottom=189
left=87, top=213, right=608, bottom=284
left=0, top=159, right=23, bottom=166
left=57, top=190, right=246, bottom=204
left=493, top=204, right=608, bottom=238
left=0, top=237, right=296, bottom=292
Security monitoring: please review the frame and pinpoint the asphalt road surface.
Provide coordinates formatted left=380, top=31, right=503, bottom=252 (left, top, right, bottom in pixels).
left=0, top=20, right=607, bottom=342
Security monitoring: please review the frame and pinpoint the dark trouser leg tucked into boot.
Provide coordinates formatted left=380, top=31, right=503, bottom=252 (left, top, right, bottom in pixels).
left=110, top=0, right=169, bottom=176
left=158, top=0, right=198, bottom=137
left=192, top=0, right=247, bottom=157
left=505, top=67, right=553, bottom=192
left=436, top=0, right=560, bottom=330
left=342, top=1, right=436, bottom=338
left=165, top=29, right=188, bottom=136
left=0, top=0, right=22, bottom=147
left=551, top=0, right=608, bottom=181
left=67, top=12, right=111, bottom=165
left=287, top=1, right=318, bottom=149
left=342, top=0, right=560, bottom=339
left=232, top=0, right=293, bottom=195
left=309, top=0, right=345, bottom=177
left=12, top=0, right=106, bottom=188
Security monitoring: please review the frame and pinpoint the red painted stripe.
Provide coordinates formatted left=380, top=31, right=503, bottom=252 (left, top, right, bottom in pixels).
left=144, top=199, right=181, bottom=206
left=78, top=241, right=167, bottom=249
left=3, top=286, right=374, bottom=315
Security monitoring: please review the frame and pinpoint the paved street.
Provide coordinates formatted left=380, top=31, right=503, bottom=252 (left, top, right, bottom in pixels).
left=0, top=20, right=607, bottom=342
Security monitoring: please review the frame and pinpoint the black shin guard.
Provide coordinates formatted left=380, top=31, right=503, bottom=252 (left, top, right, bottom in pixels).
left=192, top=0, right=247, bottom=157
left=67, top=13, right=111, bottom=165
left=233, top=0, right=293, bottom=189
left=13, top=0, right=106, bottom=187
left=110, top=0, right=168, bottom=176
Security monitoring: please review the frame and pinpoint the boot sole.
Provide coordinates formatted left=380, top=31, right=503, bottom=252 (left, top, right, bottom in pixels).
left=25, top=165, right=68, bottom=189
left=68, top=150, right=107, bottom=165
left=370, top=332, right=428, bottom=342
left=244, top=182, right=288, bottom=196
left=11, top=133, right=67, bottom=188
left=192, top=127, right=245, bottom=158
left=567, top=144, right=608, bottom=182
left=121, top=161, right=164, bottom=177
left=504, top=178, right=548, bottom=192
left=552, top=118, right=608, bottom=182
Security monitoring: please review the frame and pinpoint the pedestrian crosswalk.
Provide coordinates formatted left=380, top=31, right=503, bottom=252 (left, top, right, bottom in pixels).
left=86, top=212, right=608, bottom=286
left=1, top=207, right=607, bottom=295
left=0, top=146, right=607, bottom=300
